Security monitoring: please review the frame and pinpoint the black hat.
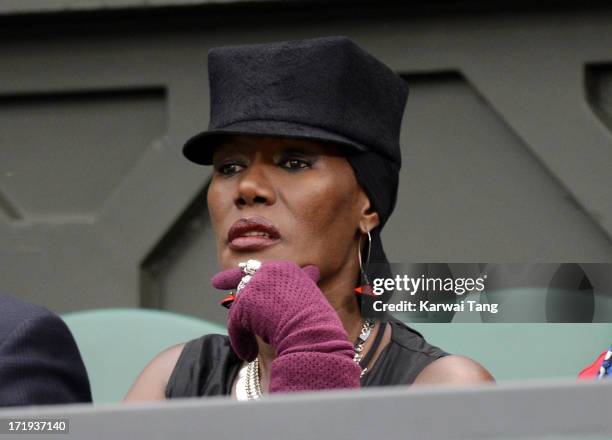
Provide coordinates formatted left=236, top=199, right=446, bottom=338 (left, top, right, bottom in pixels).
left=182, top=36, right=408, bottom=165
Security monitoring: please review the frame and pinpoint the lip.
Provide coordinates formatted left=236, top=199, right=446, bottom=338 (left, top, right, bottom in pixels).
left=227, top=216, right=282, bottom=251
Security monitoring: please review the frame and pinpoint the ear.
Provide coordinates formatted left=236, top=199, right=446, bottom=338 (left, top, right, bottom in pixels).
left=357, top=190, right=380, bottom=234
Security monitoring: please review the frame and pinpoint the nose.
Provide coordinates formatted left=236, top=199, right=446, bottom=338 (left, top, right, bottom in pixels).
left=235, top=161, right=277, bottom=208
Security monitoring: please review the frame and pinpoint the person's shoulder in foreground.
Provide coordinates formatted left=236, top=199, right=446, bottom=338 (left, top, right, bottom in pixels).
left=0, top=294, right=92, bottom=407
left=414, top=354, right=494, bottom=384
left=404, top=328, right=493, bottom=385
left=384, top=318, right=494, bottom=385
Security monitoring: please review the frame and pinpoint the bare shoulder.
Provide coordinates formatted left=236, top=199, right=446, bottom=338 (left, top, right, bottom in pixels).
left=413, top=355, right=495, bottom=385
left=123, top=343, right=186, bottom=402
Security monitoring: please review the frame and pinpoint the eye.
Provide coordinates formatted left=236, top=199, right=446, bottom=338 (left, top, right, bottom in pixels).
left=280, top=158, right=312, bottom=171
left=216, top=163, right=244, bottom=176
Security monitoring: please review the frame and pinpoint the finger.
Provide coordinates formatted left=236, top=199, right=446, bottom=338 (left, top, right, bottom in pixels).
left=212, top=267, right=243, bottom=290
left=301, top=265, right=320, bottom=283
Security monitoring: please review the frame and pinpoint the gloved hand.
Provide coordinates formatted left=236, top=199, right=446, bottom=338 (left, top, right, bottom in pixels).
left=212, top=260, right=361, bottom=392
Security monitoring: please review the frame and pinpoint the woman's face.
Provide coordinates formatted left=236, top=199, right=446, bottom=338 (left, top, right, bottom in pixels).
left=208, top=135, right=376, bottom=283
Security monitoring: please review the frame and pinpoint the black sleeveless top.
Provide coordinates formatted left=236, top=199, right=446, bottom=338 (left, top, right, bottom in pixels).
left=165, top=316, right=449, bottom=398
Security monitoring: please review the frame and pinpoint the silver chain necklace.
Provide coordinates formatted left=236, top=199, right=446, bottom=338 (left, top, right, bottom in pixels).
left=240, top=318, right=376, bottom=400
left=353, top=318, right=376, bottom=377
left=245, top=356, right=262, bottom=400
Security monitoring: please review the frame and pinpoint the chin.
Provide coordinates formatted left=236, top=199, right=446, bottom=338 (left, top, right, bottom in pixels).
left=219, top=246, right=299, bottom=269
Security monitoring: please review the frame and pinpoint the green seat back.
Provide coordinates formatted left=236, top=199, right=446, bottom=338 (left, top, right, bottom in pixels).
left=409, top=323, right=612, bottom=381
left=62, top=308, right=226, bottom=403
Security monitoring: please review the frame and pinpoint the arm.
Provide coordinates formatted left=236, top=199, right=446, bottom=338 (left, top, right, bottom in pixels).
left=123, top=343, right=185, bottom=402
left=413, top=355, right=495, bottom=385
left=0, top=313, right=92, bottom=407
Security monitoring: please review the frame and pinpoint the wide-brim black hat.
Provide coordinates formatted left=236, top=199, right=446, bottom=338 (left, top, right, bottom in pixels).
left=182, top=36, right=407, bottom=165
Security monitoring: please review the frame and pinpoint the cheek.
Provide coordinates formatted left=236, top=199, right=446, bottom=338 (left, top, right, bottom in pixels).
left=207, top=181, right=230, bottom=236
left=285, top=171, right=361, bottom=263
left=300, top=183, right=354, bottom=228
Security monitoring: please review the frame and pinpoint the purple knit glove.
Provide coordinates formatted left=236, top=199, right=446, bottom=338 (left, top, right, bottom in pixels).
left=212, top=261, right=361, bottom=392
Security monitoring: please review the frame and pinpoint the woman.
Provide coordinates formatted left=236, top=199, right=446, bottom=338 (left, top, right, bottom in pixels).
left=125, top=36, right=493, bottom=401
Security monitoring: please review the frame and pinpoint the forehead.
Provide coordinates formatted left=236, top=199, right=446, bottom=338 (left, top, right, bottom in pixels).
left=212, top=134, right=344, bottom=158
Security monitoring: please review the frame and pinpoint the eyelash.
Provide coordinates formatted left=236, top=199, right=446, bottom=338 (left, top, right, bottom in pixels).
left=280, top=158, right=312, bottom=170
left=216, top=158, right=312, bottom=175
left=217, top=163, right=244, bottom=175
